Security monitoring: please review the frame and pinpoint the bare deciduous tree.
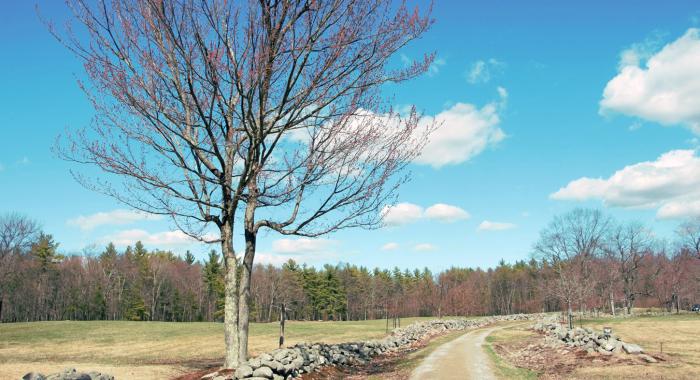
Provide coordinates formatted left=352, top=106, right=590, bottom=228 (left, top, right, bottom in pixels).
left=533, top=208, right=610, bottom=327
left=0, top=213, right=40, bottom=322
left=677, top=217, right=700, bottom=259
left=49, top=0, right=433, bottom=367
left=604, top=221, right=654, bottom=315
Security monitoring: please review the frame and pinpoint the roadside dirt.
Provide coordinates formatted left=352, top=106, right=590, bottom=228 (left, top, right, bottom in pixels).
left=492, top=330, right=669, bottom=379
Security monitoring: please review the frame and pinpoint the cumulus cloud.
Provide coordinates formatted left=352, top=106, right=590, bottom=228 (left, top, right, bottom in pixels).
left=424, top=203, right=471, bottom=222
left=285, top=90, right=506, bottom=169
left=381, top=202, right=470, bottom=226
left=466, top=58, right=505, bottom=84
left=271, top=238, right=335, bottom=255
left=551, top=149, right=700, bottom=219
left=256, top=238, right=338, bottom=266
left=100, top=229, right=197, bottom=247
left=381, top=242, right=400, bottom=251
left=414, top=243, right=436, bottom=251
left=477, top=220, right=516, bottom=231
left=414, top=91, right=507, bottom=168
left=381, top=203, right=425, bottom=226
left=600, top=28, right=700, bottom=133
left=68, top=209, right=163, bottom=231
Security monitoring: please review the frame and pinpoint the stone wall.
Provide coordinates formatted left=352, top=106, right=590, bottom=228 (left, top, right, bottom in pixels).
left=532, top=317, right=655, bottom=362
left=204, top=314, right=541, bottom=380
left=22, top=368, right=114, bottom=380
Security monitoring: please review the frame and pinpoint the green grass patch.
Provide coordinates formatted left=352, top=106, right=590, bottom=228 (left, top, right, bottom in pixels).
left=485, top=328, right=539, bottom=380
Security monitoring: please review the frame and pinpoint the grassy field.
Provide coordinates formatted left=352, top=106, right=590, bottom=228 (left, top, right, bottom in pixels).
left=487, top=313, right=700, bottom=380
left=0, top=317, right=437, bottom=379
left=575, top=313, right=700, bottom=379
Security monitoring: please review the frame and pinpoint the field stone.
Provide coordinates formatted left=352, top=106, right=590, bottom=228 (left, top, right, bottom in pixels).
left=640, top=354, right=657, bottom=363
left=261, top=360, right=283, bottom=372
left=22, top=373, right=46, bottom=380
left=252, top=366, right=273, bottom=379
left=247, top=358, right=262, bottom=369
left=201, top=372, right=219, bottom=380
left=86, top=372, right=113, bottom=380
left=622, top=343, right=644, bottom=354
left=234, top=364, right=253, bottom=379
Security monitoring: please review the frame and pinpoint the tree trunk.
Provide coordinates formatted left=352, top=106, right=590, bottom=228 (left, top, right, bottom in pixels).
left=222, top=225, right=240, bottom=369
left=609, top=291, right=615, bottom=316
left=238, top=240, right=254, bottom=363
left=238, top=185, right=258, bottom=364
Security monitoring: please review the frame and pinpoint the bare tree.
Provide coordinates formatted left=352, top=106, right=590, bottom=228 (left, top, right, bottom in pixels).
left=49, top=0, right=432, bottom=367
left=533, top=209, right=610, bottom=327
left=0, top=213, right=40, bottom=322
left=677, top=217, right=700, bottom=259
left=604, top=221, right=653, bottom=315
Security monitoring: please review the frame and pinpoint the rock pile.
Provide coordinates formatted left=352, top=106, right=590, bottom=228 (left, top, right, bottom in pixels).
left=532, top=318, right=650, bottom=359
left=22, top=368, right=114, bottom=380
left=204, top=314, right=539, bottom=380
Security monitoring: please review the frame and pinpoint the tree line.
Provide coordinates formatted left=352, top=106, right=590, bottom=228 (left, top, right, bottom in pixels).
left=1, top=210, right=698, bottom=323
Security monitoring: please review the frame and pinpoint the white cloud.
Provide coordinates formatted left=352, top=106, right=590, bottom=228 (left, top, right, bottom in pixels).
left=381, top=202, right=470, bottom=226
left=414, top=243, right=436, bottom=251
left=271, top=238, right=335, bottom=255
left=466, top=58, right=505, bottom=84
left=258, top=238, right=338, bottom=266
left=381, top=242, right=400, bottom=251
left=551, top=149, right=700, bottom=219
left=477, top=220, right=516, bottom=231
left=285, top=92, right=506, bottom=169
left=600, top=28, right=700, bottom=133
left=657, top=199, right=700, bottom=220
left=68, top=209, right=163, bottom=231
left=414, top=92, right=507, bottom=168
left=424, top=203, right=470, bottom=222
left=101, top=229, right=197, bottom=247
left=381, top=203, right=424, bottom=226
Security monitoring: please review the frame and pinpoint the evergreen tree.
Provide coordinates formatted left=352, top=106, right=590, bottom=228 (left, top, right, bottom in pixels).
left=184, top=250, right=195, bottom=265
left=31, top=233, right=61, bottom=272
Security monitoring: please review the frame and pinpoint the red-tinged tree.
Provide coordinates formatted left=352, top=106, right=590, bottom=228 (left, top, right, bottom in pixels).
left=677, top=217, right=700, bottom=259
left=0, top=213, right=40, bottom=322
left=604, top=221, right=654, bottom=315
left=533, top=208, right=611, bottom=327
left=50, top=0, right=433, bottom=367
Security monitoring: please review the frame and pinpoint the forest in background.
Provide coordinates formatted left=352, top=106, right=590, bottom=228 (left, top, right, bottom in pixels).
left=1, top=210, right=698, bottom=324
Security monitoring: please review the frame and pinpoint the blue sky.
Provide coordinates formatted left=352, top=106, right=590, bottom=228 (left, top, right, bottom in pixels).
left=2, top=1, right=700, bottom=270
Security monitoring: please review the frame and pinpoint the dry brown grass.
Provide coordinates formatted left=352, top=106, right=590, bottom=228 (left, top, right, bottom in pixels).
left=572, top=314, right=700, bottom=379
left=0, top=317, right=436, bottom=380
left=488, top=313, right=700, bottom=380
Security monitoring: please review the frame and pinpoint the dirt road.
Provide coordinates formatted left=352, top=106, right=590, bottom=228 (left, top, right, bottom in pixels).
left=409, top=325, right=503, bottom=380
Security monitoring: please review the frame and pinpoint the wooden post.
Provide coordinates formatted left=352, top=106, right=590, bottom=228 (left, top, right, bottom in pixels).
left=279, top=303, right=286, bottom=348
left=385, top=308, right=389, bottom=334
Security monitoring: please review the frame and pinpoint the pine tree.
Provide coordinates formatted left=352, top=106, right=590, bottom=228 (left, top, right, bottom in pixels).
left=184, top=250, right=195, bottom=265
left=202, top=250, right=224, bottom=320
left=31, top=233, right=61, bottom=272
